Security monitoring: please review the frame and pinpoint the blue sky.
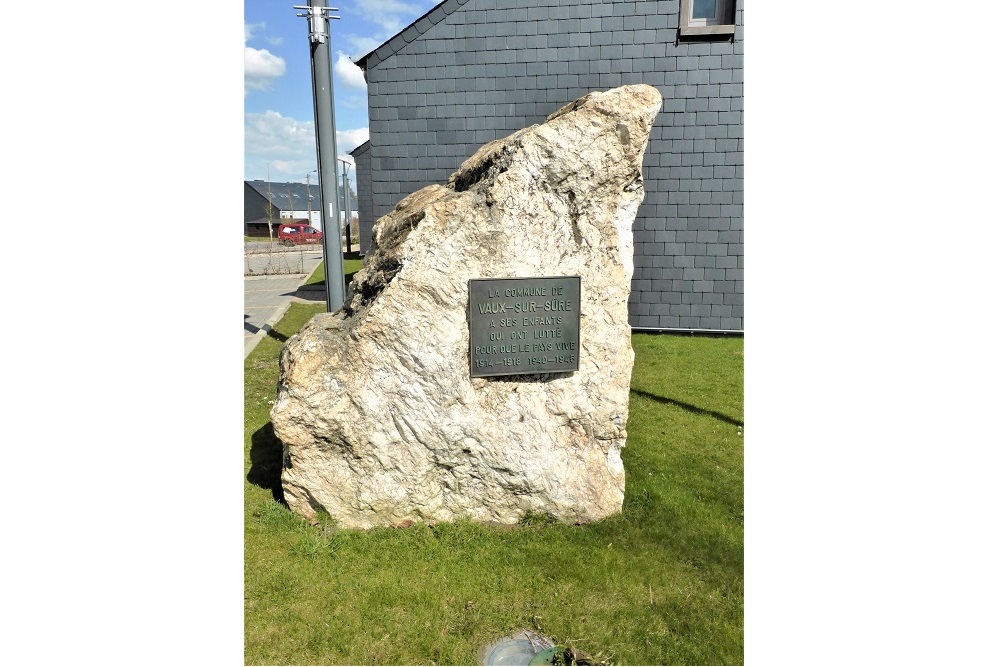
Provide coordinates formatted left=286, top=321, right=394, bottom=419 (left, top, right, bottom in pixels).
left=244, top=0, right=439, bottom=186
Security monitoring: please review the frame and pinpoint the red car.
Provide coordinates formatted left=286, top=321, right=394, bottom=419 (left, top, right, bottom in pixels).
left=277, top=223, right=323, bottom=246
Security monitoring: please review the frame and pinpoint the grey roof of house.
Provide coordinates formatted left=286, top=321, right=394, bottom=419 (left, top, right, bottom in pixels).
left=349, top=140, right=370, bottom=157
left=245, top=180, right=320, bottom=212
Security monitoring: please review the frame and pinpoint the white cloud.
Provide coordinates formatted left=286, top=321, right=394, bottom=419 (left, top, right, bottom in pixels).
left=244, top=111, right=369, bottom=183
left=337, top=127, right=370, bottom=154
left=244, top=21, right=265, bottom=43
left=245, top=111, right=317, bottom=181
left=244, top=21, right=286, bottom=94
left=334, top=51, right=368, bottom=90
left=245, top=47, right=285, bottom=94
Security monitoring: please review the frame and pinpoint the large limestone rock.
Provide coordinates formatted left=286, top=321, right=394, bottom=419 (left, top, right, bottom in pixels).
left=271, top=85, right=662, bottom=528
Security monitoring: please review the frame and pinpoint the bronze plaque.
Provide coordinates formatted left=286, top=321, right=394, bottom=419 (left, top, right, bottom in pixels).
left=468, top=276, right=581, bottom=377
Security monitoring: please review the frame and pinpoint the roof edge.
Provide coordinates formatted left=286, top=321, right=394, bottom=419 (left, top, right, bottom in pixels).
left=354, top=0, right=469, bottom=70
left=348, top=140, right=371, bottom=156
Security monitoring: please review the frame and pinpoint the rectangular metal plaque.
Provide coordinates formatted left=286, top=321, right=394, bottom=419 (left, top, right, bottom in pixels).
left=468, top=276, right=581, bottom=377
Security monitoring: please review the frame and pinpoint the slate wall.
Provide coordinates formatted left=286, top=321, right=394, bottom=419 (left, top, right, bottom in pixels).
left=350, top=142, right=375, bottom=255
left=361, top=0, right=743, bottom=331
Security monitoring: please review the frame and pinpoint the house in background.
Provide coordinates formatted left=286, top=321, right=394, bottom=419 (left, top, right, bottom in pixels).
left=244, top=180, right=358, bottom=238
left=355, top=0, right=743, bottom=333
left=349, top=141, right=374, bottom=252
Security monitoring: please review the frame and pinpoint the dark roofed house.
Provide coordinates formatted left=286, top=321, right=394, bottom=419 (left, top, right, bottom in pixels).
left=355, top=0, right=743, bottom=333
left=244, top=180, right=326, bottom=237
left=244, top=181, right=278, bottom=237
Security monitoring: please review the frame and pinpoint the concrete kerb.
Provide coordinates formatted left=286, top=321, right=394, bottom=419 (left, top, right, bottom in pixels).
left=245, top=301, right=288, bottom=360
left=244, top=269, right=323, bottom=359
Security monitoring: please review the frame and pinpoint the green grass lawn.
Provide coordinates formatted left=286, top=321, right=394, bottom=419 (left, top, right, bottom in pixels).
left=303, top=256, right=364, bottom=287
left=245, top=307, right=743, bottom=665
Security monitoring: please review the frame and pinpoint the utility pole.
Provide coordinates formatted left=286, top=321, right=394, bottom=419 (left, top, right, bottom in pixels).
left=338, top=158, right=352, bottom=253
left=266, top=163, right=275, bottom=245
left=295, top=2, right=343, bottom=312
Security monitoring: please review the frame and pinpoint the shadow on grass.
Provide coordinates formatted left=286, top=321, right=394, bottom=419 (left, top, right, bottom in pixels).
left=248, top=422, right=287, bottom=505
left=629, top=388, right=743, bottom=427
left=266, top=329, right=290, bottom=344
left=300, top=272, right=357, bottom=290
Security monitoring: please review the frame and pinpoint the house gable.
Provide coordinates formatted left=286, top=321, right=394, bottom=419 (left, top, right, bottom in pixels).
left=355, top=0, right=744, bottom=332
left=356, top=0, right=471, bottom=73
left=349, top=141, right=374, bottom=254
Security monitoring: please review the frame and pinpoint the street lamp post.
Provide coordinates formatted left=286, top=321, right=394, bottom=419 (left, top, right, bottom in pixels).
left=338, top=158, right=352, bottom=254
left=345, top=174, right=352, bottom=253
left=306, top=169, right=317, bottom=227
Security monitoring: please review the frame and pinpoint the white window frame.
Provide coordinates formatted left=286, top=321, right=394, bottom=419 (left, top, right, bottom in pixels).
left=679, top=0, right=736, bottom=37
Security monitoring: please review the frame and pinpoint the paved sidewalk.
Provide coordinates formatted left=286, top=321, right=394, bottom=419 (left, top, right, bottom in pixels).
left=244, top=251, right=324, bottom=358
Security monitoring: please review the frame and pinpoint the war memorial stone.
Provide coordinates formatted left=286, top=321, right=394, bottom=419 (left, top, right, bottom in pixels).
left=270, top=85, right=663, bottom=528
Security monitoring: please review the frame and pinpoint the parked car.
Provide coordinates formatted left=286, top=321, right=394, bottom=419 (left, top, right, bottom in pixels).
left=277, top=223, right=323, bottom=246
